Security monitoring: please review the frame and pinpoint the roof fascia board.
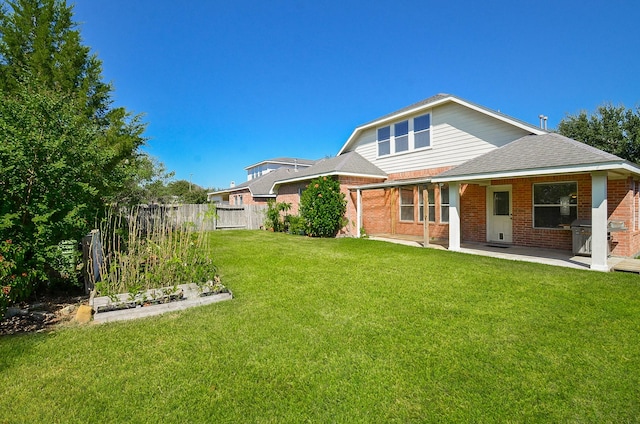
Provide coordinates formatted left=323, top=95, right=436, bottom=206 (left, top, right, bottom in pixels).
left=350, top=178, right=433, bottom=190
left=432, top=162, right=639, bottom=183
left=337, top=96, right=544, bottom=156
left=269, top=171, right=387, bottom=193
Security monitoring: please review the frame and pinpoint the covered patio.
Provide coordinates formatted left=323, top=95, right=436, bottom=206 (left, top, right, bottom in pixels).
left=367, top=233, right=636, bottom=272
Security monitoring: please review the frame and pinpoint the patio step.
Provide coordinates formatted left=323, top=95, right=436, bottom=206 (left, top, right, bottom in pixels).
left=612, top=259, right=640, bottom=274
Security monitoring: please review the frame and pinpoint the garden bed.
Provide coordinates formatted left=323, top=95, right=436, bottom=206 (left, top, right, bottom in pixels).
left=90, top=283, right=232, bottom=324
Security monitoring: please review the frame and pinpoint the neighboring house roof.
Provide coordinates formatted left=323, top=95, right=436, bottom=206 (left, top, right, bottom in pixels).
left=337, top=93, right=546, bottom=156
left=244, top=157, right=316, bottom=170
left=432, top=133, right=640, bottom=182
left=270, top=151, right=387, bottom=192
left=210, top=167, right=293, bottom=198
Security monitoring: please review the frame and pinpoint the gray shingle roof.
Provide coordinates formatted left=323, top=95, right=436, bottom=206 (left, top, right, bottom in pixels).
left=435, top=133, right=626, bottom=179
left=273, top=151, right=387, bottom=185
left=360, top=93, right=450, bottom=127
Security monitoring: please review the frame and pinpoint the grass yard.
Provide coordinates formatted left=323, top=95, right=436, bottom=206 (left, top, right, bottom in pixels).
left=1, top=230, right=639, bottom=422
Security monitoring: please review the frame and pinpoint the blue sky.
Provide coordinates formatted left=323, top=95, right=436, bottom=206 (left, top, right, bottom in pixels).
left=72, top=0, right=639, bottom=190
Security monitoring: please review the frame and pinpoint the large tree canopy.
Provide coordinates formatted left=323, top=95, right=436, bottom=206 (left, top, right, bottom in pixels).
left=556, top=103, right=640, bottom=164
left=0, top=0, right=155, bottom=299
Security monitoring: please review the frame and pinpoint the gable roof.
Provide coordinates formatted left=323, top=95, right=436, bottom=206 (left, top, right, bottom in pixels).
left=432, top=133, right=640, bottom=182
left=337, top=93, right=546, bottom=156
left=244, top=157, right=316, bottom=170
left=270, top=151, right=387, bottom=191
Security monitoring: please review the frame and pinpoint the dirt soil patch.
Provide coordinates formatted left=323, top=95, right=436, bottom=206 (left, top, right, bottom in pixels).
left=1, top=295, right=89, bottom=336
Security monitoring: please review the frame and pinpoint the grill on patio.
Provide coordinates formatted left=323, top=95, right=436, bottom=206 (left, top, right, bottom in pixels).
left=571, top=219, right=625, bottom=256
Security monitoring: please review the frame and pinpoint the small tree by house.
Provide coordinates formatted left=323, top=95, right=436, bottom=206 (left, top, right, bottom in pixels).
left=299, top=176, right=347, bottom=237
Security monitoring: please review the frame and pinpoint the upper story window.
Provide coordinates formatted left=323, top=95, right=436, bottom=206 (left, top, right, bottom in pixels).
left=414, top=114, right=431, bottom=149
left=377, top=126, right=391, bottom=156
left=395, top=120, right=409, bottom=153
left=377, top=113, right=431, bottom=157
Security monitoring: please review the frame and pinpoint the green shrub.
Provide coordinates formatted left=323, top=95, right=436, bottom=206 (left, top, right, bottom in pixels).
left=0, top=239, right=37, bottom=316
left=264, top=200, right=291, bottom=232
left=285, top=215, right=306, bottom=235
left=299, top=176, right=347, bottom=237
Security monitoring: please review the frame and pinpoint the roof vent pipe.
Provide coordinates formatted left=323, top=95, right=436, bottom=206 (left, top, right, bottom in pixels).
left=538, top=114, right=548, bottom=130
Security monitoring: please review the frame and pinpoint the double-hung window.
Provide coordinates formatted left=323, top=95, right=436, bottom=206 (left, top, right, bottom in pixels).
left=377, top=113, right=431, bottom=157
left=533, top=182, right=577, bottom=228
left=395, top=120, right=409, bottom=153
left=400, top=188, right=414, bottom=221
left=377, top=126, right=390, bottom=156
left=414, top=113, right=431, bottom=149
left=440, top=185, right=449, bottom=223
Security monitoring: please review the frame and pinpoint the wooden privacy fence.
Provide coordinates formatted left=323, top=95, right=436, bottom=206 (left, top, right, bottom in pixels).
left=140, top=204, right=267, bottom=231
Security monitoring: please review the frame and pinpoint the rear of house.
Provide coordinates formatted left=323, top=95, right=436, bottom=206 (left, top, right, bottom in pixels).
left=271, top=94, right=640, bottom=269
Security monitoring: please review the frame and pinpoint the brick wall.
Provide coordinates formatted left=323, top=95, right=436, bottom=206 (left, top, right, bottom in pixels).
left=229, top=189, right=251, bottom=206
left=460, top=184, right=486, bottom=242
left=459, top=174, right=640, bottom=256
left=276, top=182, right=307, bottom=214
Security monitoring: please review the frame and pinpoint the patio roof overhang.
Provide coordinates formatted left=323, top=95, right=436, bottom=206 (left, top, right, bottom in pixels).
left=350, top=177, right=433, bottom=191
left=271, top=171, right=388, bottom=193
left=431, top=161, right=640, bottom=184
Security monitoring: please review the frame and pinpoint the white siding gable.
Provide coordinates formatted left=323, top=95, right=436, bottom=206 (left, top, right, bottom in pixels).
left=350, top=102, right=534, bottom=175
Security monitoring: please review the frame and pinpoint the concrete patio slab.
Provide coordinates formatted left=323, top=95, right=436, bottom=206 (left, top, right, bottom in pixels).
left=368, top=234, right=632, bottom=272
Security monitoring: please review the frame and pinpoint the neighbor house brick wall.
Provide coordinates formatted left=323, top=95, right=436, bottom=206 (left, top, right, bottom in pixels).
left=229, top=189, right=251, bottom=206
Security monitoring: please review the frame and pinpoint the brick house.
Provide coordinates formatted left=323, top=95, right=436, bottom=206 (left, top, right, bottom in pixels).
left=268, top=94, right=640, bottom=271
left=208, top=157, right=315, bottom=205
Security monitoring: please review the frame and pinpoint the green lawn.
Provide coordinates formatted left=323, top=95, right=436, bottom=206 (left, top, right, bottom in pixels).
left=1, top=230, right=639, bottom=423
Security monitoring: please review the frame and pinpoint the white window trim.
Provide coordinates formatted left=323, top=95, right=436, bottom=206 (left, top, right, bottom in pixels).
left=376, top=112, right=432, bottom=158
left=532, top=181, right=578, bottom=230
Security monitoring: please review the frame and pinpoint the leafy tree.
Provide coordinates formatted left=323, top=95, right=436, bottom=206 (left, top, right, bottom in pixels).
left=557, top=104, right=640, bottom=163
left=0, top=0, right=157, bottom=299
left=166, top=180, right=208, bottom=204
left=0, top=82, right=106, bottom=295
left=300, top=176, right=347, bottom=237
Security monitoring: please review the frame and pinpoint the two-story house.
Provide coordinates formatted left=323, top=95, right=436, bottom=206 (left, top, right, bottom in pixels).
left=268, top=94, right=640, bottom=271
left=208, top=157, right=315, bottom=205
